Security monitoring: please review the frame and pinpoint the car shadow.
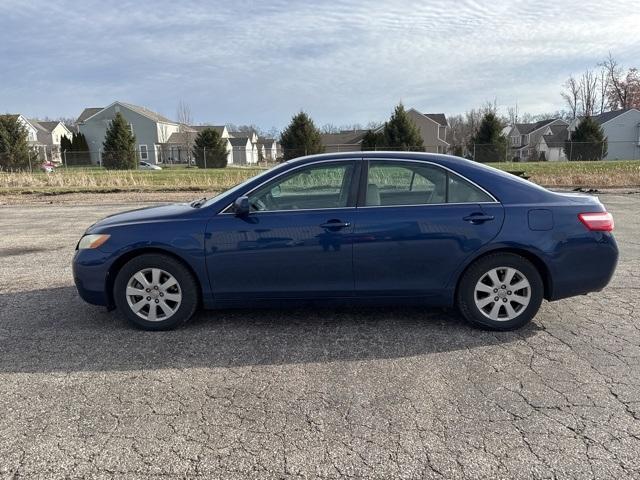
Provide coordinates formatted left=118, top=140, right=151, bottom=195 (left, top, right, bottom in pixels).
left=0, top=286, right=543, bottom=373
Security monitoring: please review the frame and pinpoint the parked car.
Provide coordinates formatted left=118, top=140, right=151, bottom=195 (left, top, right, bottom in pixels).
left=41, top=161, right=56, bottom=173
left=139, top=161, right=162, bottom=170
left=73, top=152, right=618, bottom=331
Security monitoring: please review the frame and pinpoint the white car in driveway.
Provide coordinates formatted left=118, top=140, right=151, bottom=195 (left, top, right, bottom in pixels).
left=139, top=161, right=162, bottom=171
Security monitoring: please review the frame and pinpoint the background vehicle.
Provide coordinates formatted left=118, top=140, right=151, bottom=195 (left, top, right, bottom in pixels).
left=41, top=161, right=56, bottom=173
left=73, top=152, right=618, bottom=331
left=139, top=161, right=162, bottom=170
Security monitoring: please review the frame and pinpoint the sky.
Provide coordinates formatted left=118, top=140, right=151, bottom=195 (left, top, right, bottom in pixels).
left=1, top=0, right=639, bottom=131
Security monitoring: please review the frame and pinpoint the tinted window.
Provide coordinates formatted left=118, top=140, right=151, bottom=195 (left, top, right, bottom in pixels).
left=365, top=162, right=447, bottom=206
left=248, top=163, right=354, bottom=211
left=447, top=173, right=493, bottom=203
left=365, top=161, right=493, bottom=206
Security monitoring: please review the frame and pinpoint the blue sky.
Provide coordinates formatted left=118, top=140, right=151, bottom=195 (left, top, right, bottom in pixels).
left=1, top=0, right=638, bottom=130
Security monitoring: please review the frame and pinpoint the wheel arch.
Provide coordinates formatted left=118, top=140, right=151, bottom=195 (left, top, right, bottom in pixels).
left=454, top=247, right=553, bottom=302
left=105, top=247, right=203, bottom=309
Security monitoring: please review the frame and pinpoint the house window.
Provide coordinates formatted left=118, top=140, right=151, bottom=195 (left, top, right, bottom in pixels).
left=511, top=136, right=520, bottom=146
left=139, top=145, right=148, bottom=160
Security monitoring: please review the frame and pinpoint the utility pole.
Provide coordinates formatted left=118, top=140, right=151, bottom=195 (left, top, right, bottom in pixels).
left=203, top=147, right=207, bottom=169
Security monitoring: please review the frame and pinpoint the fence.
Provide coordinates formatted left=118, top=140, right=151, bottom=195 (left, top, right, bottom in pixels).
left=2, top=141, right=639, bottom=172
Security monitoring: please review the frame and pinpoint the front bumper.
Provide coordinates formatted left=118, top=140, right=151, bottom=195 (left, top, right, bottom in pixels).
left=72, top=249, right=113, bottom=306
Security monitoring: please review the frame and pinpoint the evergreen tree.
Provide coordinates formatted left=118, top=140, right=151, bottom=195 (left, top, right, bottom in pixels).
left=279, top=112, right=324, bottom=160
left=101, top=113, right=137, bottom=169
left=469, top=112, right=508, bottom=162
left=564, top=116, right=607, bottom=161
left=361, top=130, right=385, bottom=151
left=192, top=128, right=228, bottom=168
left=383, top=103, right=424, bottom=151
left=67, top=132, right=91, bottom=165
left=60, top=135, right=72, bottom=153
left=0, top=115, right=32, bottom=170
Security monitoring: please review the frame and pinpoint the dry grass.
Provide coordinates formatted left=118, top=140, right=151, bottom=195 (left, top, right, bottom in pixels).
left=1, top=161, right=639, bottom=196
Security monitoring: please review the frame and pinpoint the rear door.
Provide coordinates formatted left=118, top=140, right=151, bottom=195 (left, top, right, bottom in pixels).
left=353, top=160, right=504, bottom=298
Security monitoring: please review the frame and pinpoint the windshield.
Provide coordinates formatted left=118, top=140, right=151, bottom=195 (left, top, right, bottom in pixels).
left=200, top=166, right=282, bottom=208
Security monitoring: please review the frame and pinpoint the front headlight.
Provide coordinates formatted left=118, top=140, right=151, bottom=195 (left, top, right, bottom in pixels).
left=78, top=234, right=111, bottom=250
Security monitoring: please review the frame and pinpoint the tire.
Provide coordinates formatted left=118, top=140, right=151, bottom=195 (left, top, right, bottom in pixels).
left=456, top=253, right=543, bottom=331
left=113, top=253, right=199, bottom=331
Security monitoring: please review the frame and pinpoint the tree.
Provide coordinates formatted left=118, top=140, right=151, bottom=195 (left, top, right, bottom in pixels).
left=68, top=132, right=91, bottom=165
left=564, top=116, right=607, bottom=161
left=177, top=100, right=194, bottom=163
left=60, top=135, right=72, bottom=153
left=561, top=76, right=581, bottom=119
left=469, top=112, right=508, bottom=162
left=361, top=129, right=385, bottom=151
left=382, top=103, right=424, bottom=151
left=192, top=128, right=228, bottom=168
left=0, top=115, right=32, bottom=170
left=101, top=112, right=137, bottom=169
left=279, top=111, right=324, bottom=160
left=600, top=53, right=640, bottom=110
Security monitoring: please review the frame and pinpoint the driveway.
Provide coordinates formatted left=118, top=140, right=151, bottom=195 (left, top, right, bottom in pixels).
left=0, top=194, right=638, bottom=479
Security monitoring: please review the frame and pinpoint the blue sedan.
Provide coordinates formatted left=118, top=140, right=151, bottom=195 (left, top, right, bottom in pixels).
left=73, top=152, right=618, bottom=331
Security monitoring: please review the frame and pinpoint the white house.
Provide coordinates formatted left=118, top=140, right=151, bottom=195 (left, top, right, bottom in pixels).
left=30, top=120, right=73, bottom=162
left=166, top=125, right=233, bottom=165
left=568, top=109, right=640, bottom=160
left=229, top=136, right=255, bottom=165
left=534, top=125, right=569, bottom=162
left=257, top=138, right=278, bottom=161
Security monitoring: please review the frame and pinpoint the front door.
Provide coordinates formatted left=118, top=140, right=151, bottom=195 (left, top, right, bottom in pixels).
left=353, top=160, right=504, bottom=298
left=206, top=160, right=358, bottom=300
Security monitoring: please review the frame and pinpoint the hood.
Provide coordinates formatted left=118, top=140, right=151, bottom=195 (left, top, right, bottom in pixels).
left=88, top=203, right=196, bottom=231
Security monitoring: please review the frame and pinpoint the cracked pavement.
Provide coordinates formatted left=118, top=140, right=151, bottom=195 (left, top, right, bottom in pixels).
left=0, top=194, right=639, bottom=479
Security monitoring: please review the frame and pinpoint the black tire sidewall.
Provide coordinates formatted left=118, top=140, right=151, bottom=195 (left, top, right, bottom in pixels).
left=457, top=253, right=543, bottom=331
left=113, top=253, right=199, bottom=331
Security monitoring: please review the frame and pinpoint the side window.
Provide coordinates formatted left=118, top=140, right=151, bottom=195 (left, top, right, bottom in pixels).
left=365, top=162, right=447, bottom=206
left=248, top=162, right=354, bottom=212
left=447, top=173, right=493, bottom=203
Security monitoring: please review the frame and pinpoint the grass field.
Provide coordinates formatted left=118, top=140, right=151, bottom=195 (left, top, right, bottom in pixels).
left=1, top=160, right=639, bottom=196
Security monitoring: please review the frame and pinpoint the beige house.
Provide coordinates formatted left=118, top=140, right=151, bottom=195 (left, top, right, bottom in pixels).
left=319, top=109, right=450, bottom=153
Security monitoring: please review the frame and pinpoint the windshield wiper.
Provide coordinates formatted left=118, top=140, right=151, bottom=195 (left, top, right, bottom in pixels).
left=190, top=197, right=207, bottom=208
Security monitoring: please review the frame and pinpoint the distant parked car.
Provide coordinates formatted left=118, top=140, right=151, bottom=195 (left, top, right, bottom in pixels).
left=41, top=162, right=56, bottom=173
left=139, top=161, right=162, bottom=171
left=73, top=152, right=618, bottom=331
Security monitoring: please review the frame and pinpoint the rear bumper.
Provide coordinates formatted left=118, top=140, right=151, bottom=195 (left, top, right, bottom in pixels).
left=548, top=232, right=619, bottom=301
left=72, top=249, right=112, bottom=306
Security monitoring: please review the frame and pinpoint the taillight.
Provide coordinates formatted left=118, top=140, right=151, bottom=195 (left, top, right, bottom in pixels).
left=578, top=212, right=614, bottom=232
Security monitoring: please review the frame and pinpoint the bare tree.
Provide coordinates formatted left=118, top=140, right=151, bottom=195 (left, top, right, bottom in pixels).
left=176, top=100, right=194, bottom=163
left=320, top=123, right=339, bottom=134
left=599, top=53, right=640, bottom=110
left=561, top=76, right=581, bottom=119
left=597, top=67, right=610, bottom=114
left=578, top=69, right=598, bottom=116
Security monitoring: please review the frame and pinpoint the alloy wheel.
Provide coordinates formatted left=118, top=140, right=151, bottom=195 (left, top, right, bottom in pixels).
left=474, top=267, right=531, bottom=321
left=125, top=268, right=182, bottom=322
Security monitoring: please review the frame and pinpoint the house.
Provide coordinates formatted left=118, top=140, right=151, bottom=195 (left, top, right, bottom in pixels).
left=319, top=109, right=449, bottom=154
left=405, top=109, right=450, bottom=153
left=320, top=130, right=369, bottom=153
left=165, top=125, right=232, bottom=165
left=30, top=120, right=73, bottom=162
left=77, top=101, right=181, bottom=165
left=506, top=119, right=569, bottom=161
left=5, top=114, right=40, bottom=144
left=228, top=137, right=254, bottom=165
left=535, top=125, right=569, bottom=161
left=568, top=109, right=640, bottom=160
left=257, top=138, right=278, bottom=161
left=229, top=130, right=260, bottom=164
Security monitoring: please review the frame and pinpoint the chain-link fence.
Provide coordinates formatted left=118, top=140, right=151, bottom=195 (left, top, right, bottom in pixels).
left=2, top=141, right=639, bottom=172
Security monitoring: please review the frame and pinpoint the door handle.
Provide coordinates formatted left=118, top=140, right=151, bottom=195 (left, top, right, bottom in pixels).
left=320, top=220, right=351, bottom=230
left=463, top=213, right=495, bottom=224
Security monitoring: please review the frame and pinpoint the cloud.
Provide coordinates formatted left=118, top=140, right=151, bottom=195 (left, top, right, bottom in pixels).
left=1, top=0, right=638, bottom=128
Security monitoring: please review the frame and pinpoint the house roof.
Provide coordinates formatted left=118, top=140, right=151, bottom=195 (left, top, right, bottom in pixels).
left=229, top=137, right=251, bottom=147
left=423, top=113, right=448, bottom=126
left=588, top=109, right=635, bottom=125
left=76, top=102, right=177, bottom=125
left=514, top=118, right=557, bottom=135
left=191, top=125, right=226, bottom=135
left=320, top=130, right=368, bottom=146
left=30, top=120, right=62, bottom=133
left=77, top=107, right=103, bottom=123
left=257, top=138, right=276, bottom=145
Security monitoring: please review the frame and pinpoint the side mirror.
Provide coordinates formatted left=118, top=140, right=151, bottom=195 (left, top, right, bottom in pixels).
left=233, top=196, right=250, bottom=217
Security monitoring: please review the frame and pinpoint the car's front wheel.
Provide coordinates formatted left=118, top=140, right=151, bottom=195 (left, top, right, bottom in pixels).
left=113, top=253, right=199, bottom=330
left=457, top=253, right=543, bottom=330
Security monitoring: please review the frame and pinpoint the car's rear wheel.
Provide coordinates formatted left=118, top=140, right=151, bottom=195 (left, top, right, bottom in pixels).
left=114, top=254, right=199, bottom=330
left=457, top=253, right=543, bottom=330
